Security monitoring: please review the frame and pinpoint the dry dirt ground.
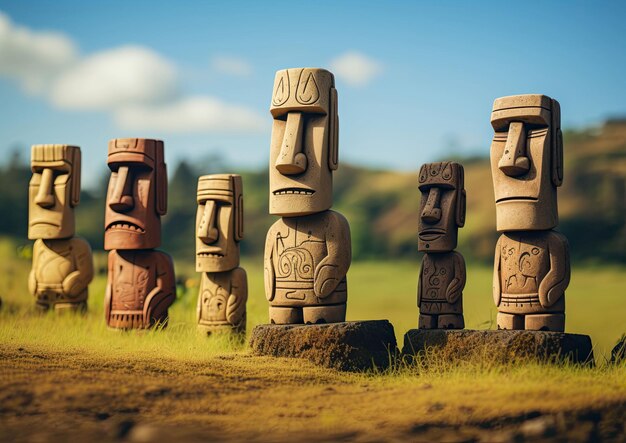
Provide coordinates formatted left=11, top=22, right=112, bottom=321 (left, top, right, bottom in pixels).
left=1, top=344, right=625, bottom=443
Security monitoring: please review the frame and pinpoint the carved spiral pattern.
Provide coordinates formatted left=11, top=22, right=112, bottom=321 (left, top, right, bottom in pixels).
left=278, top=248, right=314, bottom=280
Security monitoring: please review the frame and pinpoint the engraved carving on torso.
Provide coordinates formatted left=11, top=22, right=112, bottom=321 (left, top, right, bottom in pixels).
left=35, top=241, right=75, bottom=288
left=500, top=235, right=548, bottom=294
left=273, top=219, right=326, bottom=300
left=112, top=253, right=155, bottom=311
left=422, top=255, right=454, bottom=305
left=200, top=273, right=230, bottom=323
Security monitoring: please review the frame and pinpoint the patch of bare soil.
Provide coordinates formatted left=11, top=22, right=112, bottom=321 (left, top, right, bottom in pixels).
left=0, top=345, right=624, bottom=442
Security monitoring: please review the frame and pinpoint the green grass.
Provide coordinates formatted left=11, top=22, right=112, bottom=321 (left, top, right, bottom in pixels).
left=1, top=236, right=624, bottom=362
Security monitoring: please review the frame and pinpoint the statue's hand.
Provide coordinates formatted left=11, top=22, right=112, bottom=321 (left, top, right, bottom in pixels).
left=62, top=271, right=83, bottom=297
left=314, top=257, right=341, bottom=298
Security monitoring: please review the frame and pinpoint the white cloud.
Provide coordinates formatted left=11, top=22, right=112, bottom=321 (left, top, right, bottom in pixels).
left=115, top=96, right=265, bottom=133
left=0, top=11, right=77, bottom=94
left=329, top=51, right=383, bottom=87
left=0, top=12, right=264, bottom=134
left=50, top=46, right=179, bottom=111
left=211, top=55, right=252, bottom=77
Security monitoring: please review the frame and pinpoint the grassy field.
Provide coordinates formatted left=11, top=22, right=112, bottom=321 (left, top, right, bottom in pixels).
left=1, top=236, right=625, bottom=441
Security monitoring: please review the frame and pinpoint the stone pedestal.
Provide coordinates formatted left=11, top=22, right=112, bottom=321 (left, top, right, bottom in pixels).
left=249, top=320, right=398, bottom=372
left=402, top=329, right=594, bottom=365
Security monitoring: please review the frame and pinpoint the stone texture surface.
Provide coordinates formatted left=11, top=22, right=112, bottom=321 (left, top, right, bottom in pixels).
left=403, top=329, right=594, bottom=365
left=490, top=95, right=570, bottom=333
left=249, top=320, right=397, bottom=371
left=264, top=67, right=351, bottom=325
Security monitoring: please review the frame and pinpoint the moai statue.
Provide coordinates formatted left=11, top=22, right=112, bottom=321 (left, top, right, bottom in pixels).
left=104, top=138, right=176, bottom=329
left=490, top=94, right=570, bottom=332
left=417, top=162, right=467, bottom=329
left=28, top=144, right=94, bottom=312
left=264, top=67, right=351, bottom=325
left=195, top=174, right=248, bottom=335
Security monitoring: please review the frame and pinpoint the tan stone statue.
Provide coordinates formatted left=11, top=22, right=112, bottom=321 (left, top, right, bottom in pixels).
left=28, top=144, right=94, bottom=312
left=417, top=162, right=467, bottom=329
left=195, top=174, right=248, bottom=335
left=264, top=67, right=351, bottom=324
left=104, top=138, right=176, bottom=329
left=490, top=95, right=570, bottom=331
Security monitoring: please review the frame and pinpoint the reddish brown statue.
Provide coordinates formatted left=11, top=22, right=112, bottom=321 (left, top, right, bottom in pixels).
left=490, top=95, right=570, bottom=332
left=417, top=162, right=467, bottom=329
left=28, top=144, right=94, bottom=312
left=104, top=138, right=175, bottom=329
left=195, top=174, right=248, bottom=335
left=264, top=67, right=352, bottom=325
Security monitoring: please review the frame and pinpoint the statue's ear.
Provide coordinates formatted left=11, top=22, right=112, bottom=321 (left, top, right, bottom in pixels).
left=70, top=147, right=81, bottom=207
left=551, top=99, right=564, bottom=187
left=232, top=175, right=244, bottom=241
left=455, top=165, right=466, bottom=227
left=155, top=141, right=167, bottom=215
left=328, top=87, right=339, bottom=171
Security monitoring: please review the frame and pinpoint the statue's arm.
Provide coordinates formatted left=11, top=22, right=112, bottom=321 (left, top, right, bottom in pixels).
left=104, top=251, right=115, bottom=321
left=62, top=237, right=94, bottom=296
left=538, top=232, right=570, bottom=307
left=143, top=252, right=176, bottom=322
left=417, top=256, right=424, bottom=307
left=493, top=236, right=502, bottom=307
left=227, top=267, right=248, bottom=326
left=264, top=226, right=276, bottom=301
left=29, top=240, right=40, bottom=296
left=445, top=252, right=466, bottom=304
left=314, top=212, right=352, bottom=298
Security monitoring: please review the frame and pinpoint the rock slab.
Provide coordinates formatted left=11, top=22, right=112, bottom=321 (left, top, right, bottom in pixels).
left=249, top=320, right=398, bottom=372
left=402, top=329, right=594, bottom=365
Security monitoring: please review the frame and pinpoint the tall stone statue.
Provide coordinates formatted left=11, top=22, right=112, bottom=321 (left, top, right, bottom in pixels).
left=195, top=174, right=248, bottom=335
left=104, top=138, right=176, bottom=329
left=490, top=95, right=570, bottom=331
left=264, top=67, right=351, bottom=324
left=417, top=162, right=467, bottom=329
left=28, top=144, right=94, bottom=312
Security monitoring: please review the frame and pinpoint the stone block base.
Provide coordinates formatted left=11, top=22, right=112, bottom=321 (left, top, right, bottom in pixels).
left=249, top=320, right=398, bottom=372
left=402, top=329, right=594, bottom=365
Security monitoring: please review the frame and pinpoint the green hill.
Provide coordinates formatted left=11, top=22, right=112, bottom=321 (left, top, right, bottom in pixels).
left=1, top=120, right=625, bottom=263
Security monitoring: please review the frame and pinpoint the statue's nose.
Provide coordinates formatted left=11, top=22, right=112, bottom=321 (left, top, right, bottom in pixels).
left=108, top=166, right=134, bottom=212
left=197, top=200, right=219, bottom=244
left=421, top=187, right=442, bottom=224
left=499, top=121, right=530, bottom=176
left=35, top=168, right=55, bottom=208
left=275, top=112, right=307, bottom=175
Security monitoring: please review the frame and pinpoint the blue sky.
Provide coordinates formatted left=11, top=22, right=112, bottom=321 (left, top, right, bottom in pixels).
left=1, top=1, right=625, bottom=188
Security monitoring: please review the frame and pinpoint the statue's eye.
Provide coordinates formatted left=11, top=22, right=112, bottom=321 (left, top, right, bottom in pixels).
left=272, top=71, right=290, bottom=106
left=296, top=71, right=320, bottom=105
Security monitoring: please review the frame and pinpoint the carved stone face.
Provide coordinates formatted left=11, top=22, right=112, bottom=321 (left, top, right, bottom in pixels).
left=269, top=67, right=339, bottom=217
left=490, top=94, right=563, bottom=231
left=418, top=162, right=465, bottom=252
left=104, top=138, right=167, bottom=250
left=28, top=145, right=81, bottom=240
left=196, top=174, right=243, bottom=272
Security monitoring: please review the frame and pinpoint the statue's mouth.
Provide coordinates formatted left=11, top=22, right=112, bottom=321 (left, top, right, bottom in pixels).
left=197, top=251, right=224, bottom=258
left=29, top=219, right=60, bottom=228
left=106, top=221, right=145, bottom=233
left=496, top=196, right=538, bottom=204
left=273, top=188, right=315, bottom=196
left=419, top=229, right=446, bottom=241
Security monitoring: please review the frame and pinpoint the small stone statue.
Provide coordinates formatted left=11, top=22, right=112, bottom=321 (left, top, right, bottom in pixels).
left=104, top=138, right=176, bottom=329
left=490, top=95, right=570, bottom=331
left=264, top=67, right=351, bottom=324
left=195, top=174, right=248, bottom=335
left=417, top=162, right=467, bottom=329
left=28, top=144, right=94, bottom=312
